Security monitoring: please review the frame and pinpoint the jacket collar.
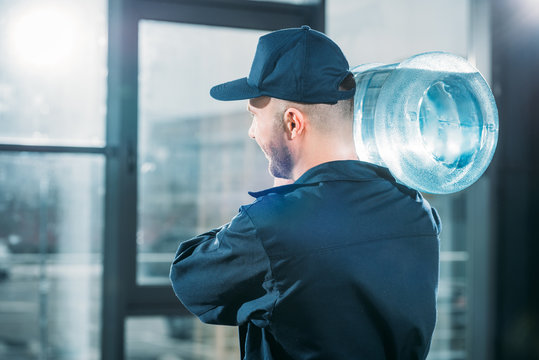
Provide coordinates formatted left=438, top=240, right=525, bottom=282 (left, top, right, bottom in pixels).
left=248, top=160, right=394, bottom=198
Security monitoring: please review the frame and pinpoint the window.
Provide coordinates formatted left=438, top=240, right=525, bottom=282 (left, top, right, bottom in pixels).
left=0, top=1, right=107, bottom=358
left=137, top=21, right=270, bottom=285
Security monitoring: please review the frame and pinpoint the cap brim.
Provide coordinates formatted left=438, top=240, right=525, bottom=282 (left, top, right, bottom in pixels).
left=210, top=77, right=262, bottom=101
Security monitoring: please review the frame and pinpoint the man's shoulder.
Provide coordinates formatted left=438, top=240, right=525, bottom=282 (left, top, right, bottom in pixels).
left=242, top=160, right=396, bottom=222
left=241, top=160, right=441, bottom=238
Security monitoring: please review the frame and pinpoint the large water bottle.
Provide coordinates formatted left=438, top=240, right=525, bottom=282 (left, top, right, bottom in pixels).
left=352, top=51, right=499, bottom=194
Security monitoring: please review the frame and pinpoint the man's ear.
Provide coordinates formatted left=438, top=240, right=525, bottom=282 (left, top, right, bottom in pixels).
left=283, top=107, right=306, bottom=140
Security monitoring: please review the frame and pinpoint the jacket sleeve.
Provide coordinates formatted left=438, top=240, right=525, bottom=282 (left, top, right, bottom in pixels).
left=169, top=206, right=274, bottom=326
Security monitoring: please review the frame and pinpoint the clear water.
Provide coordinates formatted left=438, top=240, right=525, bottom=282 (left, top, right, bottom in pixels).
left=352, top=52, right=498, bottom=194
left=418, top=78, right=482, bottom=169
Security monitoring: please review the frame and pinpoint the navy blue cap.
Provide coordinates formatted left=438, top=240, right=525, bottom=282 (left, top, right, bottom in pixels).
left=210, top=26, right=355, bottom=105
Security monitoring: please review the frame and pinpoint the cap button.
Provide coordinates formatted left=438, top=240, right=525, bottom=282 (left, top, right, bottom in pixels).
left=301, top=25, right=311, bottom=31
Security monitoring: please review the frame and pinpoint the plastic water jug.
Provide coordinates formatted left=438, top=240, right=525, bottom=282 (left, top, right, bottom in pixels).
left=352, top=52, right=498, bottom=194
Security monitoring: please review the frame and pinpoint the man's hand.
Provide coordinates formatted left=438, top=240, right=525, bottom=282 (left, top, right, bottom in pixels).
left=273, top=177, right=295, bottom=187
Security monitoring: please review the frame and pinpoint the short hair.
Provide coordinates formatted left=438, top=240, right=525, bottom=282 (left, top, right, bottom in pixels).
left=274, top=73, right=355, bottom=133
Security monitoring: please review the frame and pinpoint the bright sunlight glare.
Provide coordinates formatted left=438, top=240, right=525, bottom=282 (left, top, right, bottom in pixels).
left=9, top=7, right=79, bottom=68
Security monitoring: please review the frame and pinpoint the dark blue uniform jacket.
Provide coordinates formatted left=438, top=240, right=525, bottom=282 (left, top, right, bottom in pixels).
left=170, top=160, right=441, bottom=359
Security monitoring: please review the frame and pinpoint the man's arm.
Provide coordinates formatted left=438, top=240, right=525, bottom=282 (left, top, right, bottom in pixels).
left=169, top=207, right=273, bottom=326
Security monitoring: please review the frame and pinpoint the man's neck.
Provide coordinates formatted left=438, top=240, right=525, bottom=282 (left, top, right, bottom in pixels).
left=291, top=141, right=359, bottom=181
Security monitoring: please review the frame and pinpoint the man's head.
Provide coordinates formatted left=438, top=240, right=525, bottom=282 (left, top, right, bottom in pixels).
left=246, top=94, right=355, bottom=179
left=210, top=26, right=357, bottom=180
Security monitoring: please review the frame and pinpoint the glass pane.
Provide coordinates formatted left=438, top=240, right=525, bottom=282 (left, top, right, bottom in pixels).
left=427, top=193, right=469, bottom=360
left=0, top=0, right=107, bottom=146
left=327, top=0, right=469, bottom=66
left=126, top=316, right=240, bottom=360
left=0, top=153, right=104, bottom=359
left=137, top=21, right=271, bottom=285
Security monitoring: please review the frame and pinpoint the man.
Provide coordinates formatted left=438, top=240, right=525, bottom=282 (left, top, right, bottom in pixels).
left=170, top=26, right=441, bottom=359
